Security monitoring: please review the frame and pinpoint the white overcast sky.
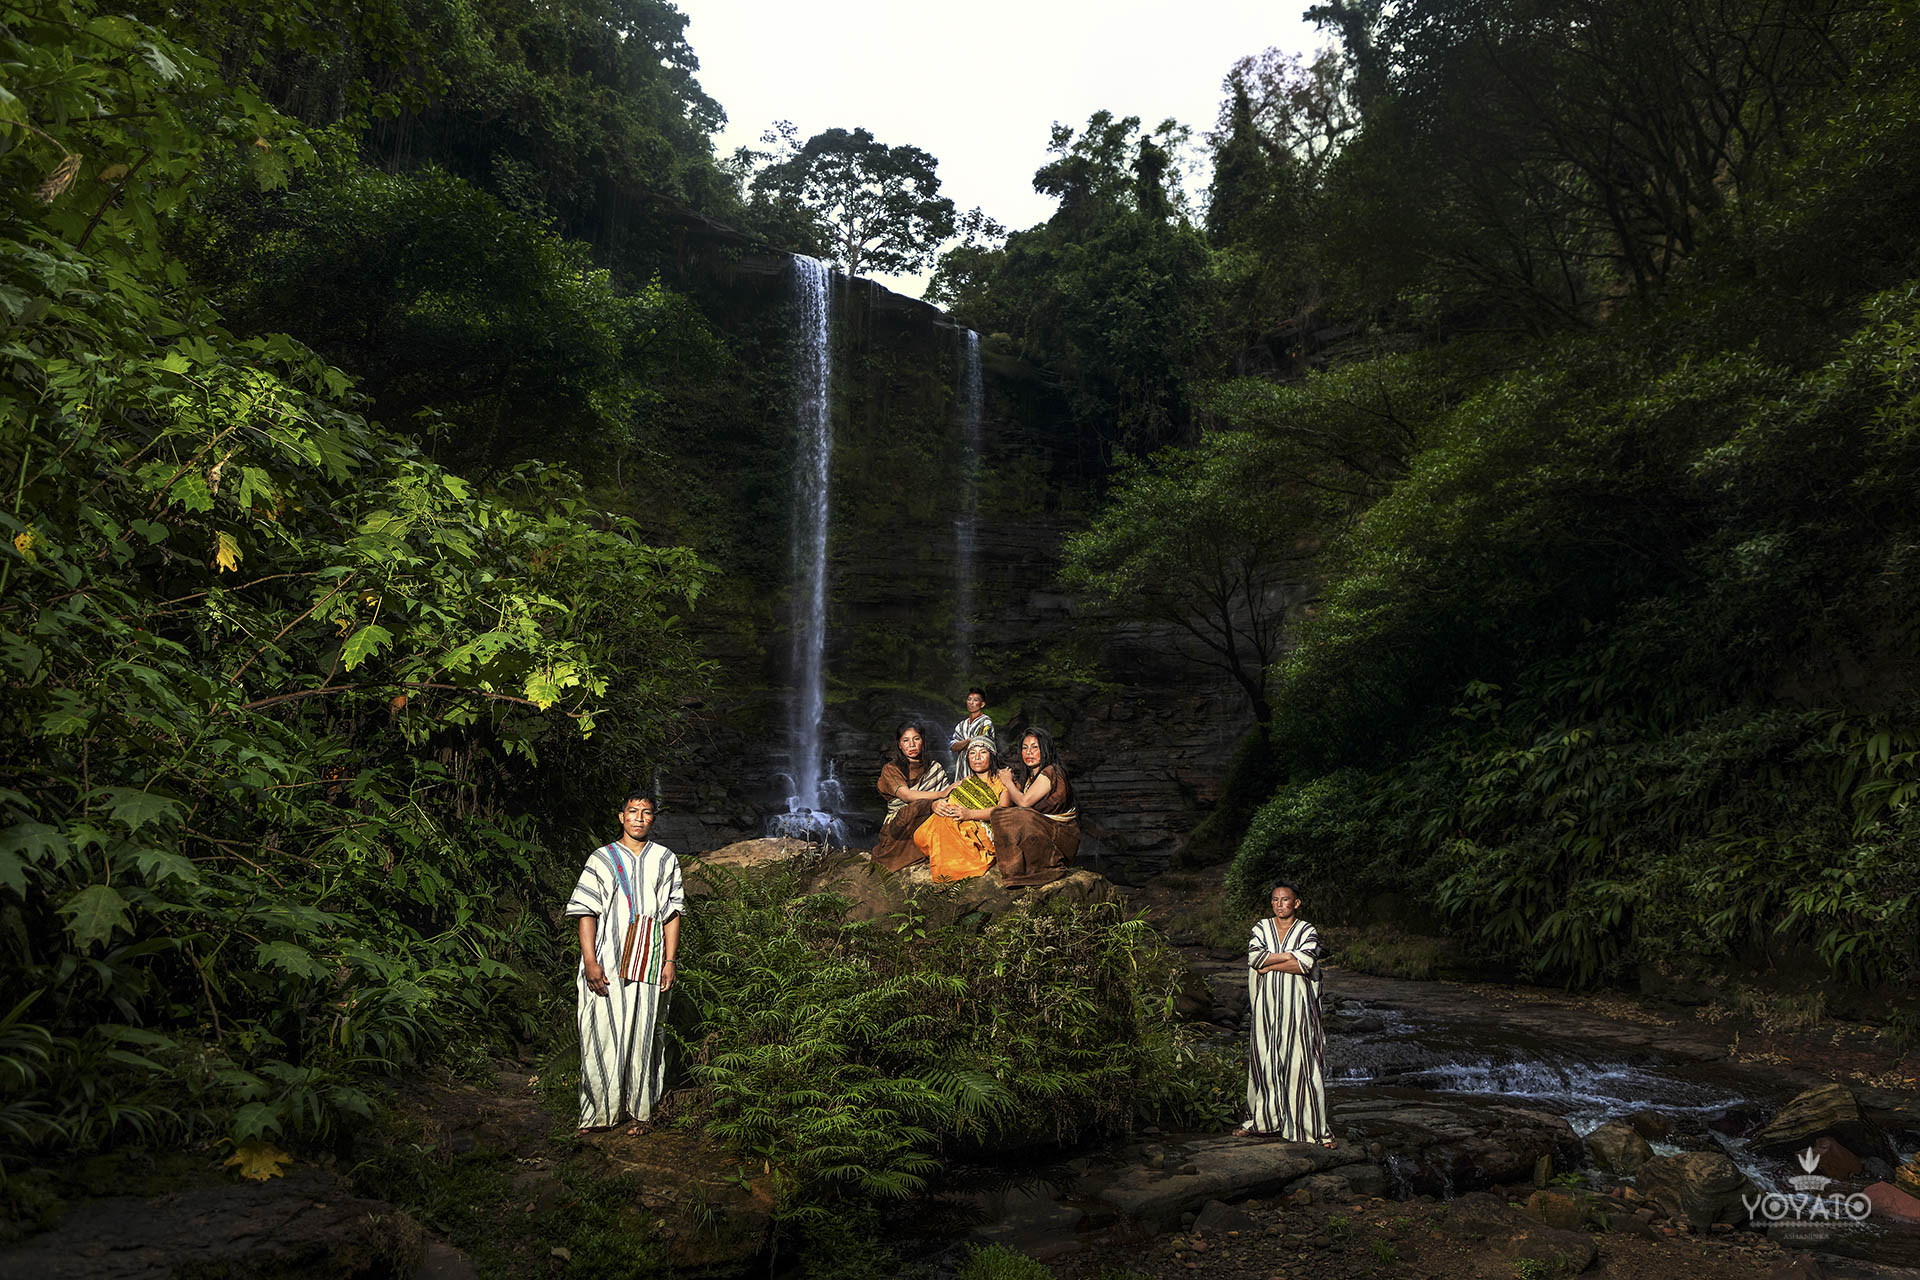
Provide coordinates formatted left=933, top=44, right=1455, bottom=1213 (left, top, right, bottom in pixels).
left=681, top=0, right=1321, bottom=296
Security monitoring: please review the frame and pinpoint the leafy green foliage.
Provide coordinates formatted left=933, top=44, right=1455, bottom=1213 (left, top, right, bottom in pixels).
left=187, top=162, right=724, bottom=474
left=934, top=112, right=1216, bottom=455
left=0, top=0, right=707, bottom=1173
left=675, top=869, right=1221, bottom=1235
left=1062, top=435, right=1321, bottom=722
left=1204, top=8, right=1920, bottom=990
left=745, top=124, right=957, bottom=279
left=152, top=0, right=740, bottom=240
left=958, top=1243, right=1057, bottom=1280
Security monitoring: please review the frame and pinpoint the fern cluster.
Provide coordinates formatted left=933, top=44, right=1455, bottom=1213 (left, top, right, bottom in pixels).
left=673, top=869, right=1226, bottom=1229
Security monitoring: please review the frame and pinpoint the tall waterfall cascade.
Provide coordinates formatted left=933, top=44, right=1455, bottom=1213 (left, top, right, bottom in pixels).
left=952, top=331, right=983, bottom=677
left=771, top=256, right=844, bottom=841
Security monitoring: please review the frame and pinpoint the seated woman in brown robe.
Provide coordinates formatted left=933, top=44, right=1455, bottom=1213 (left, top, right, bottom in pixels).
left=989, top=726, right=1079, bottom=886
left=871, top=721, right=952, bottom=871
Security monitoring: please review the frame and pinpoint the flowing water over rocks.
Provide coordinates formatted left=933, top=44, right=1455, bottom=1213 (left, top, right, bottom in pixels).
left=953, top=955, right=1920, bottom=1275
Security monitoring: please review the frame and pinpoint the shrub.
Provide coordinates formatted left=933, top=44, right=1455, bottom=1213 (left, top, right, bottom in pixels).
left=675, top=868, right=1219, bottom=1235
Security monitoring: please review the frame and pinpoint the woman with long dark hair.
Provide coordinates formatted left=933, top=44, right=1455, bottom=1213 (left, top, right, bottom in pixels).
left=871, top=721, right=952, bottom=871
left=989, top=726, right=1079, bottom=886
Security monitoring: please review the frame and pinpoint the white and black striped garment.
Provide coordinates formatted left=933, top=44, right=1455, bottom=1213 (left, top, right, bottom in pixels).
left=564, top=840, right=685, bottom=1129
left=1244, top=916, right=1331, bottom=1141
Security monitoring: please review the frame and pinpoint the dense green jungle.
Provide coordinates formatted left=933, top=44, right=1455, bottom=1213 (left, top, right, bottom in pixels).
left=5, top=0, right=1920, bottom=1274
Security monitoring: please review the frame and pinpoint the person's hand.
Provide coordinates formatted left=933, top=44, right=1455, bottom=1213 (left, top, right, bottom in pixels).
left=934, top=800, right=957, bottom=819
left=660, top=959, right=676, bottom=992
left=584, top=959, right=611, bottom=996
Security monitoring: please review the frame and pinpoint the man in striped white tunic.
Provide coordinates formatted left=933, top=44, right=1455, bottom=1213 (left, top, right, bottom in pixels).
left=564, top=791, right=684, bottom=1135
left=1236, top=880, right=1335, bottom=1145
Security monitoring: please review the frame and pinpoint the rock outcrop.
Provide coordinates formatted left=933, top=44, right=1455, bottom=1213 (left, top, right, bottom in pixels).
left=0, top=1168, right=424, bottom=1280
left=683, top=840, right=1122, bottom=926
left=1633, top=1151, right=1757, bottom=1230
left=1437, top=1191, right=1598, bottom=1274
left=1584, top=1118, right=1654, bottom=1175
left=1752, top=1083, right=1885, bottom=1159
left=1330, top=1096, right=1583, bottom=1196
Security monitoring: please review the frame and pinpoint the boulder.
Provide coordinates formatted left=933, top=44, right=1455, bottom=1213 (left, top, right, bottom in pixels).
left=1332, top=1096, right=1583, bottom=1196
left=1337, top=1161, right=1390, bottom=1198
left=1894, top=1158, right=1920, bottom=1196
left=1767, top=1255, right=1830, bottom=1280
left=1294, top=1172, right=1356, bottom=1203
left=1524, top=1188, right=1619, bottom=1233
left=687, top=844, right=1122, bottom=928
left=1438, top=1192, right=1596, bottom=1274
left=1626, top=1109, right=1674, bottom=1141
left=1752, top=1083, right=1885, bottom=1159
left=1863, top=1180, right=1920, bottom=1226
left=688, top=836, right=815, bottom=872
left=1584, top=1120, right=1653, bottom=1175
left=1191, top=1199, right=1256, bottom=1235
left=1633, top=1151, right=1757, bottom=1230
left=1810, top=1136, right=1862, bottom=1181
left=1172, top=961, right=1213, bottom=1021
left=0, top=1168, right=423, bottom=1280
left=1085, top=1133, right=1355, bottom=1228
left=1523, top=1189, right=1585, bottom=1232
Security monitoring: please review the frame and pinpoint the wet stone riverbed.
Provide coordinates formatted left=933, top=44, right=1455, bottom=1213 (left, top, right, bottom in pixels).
left=931, top=966, right=1920, bottom=1273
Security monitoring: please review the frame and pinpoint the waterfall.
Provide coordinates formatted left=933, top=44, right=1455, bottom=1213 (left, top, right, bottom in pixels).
left=952, top=331, right=983, bottom=676
left=773, top=256, right=842, bottom=841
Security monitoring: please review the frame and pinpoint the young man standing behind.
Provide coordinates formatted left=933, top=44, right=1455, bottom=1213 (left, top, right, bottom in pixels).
left=948, top=687, right=994, bottom=776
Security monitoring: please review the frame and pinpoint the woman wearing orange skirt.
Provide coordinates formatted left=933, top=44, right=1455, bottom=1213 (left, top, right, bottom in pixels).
left=913, top=736, right=1005, bottom=881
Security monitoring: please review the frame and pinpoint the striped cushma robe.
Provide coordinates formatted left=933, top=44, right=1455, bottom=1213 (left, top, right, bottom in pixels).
left=564, top=840, right=685, bottom=1129
left=1244, top=916, right=1331, bottom=1142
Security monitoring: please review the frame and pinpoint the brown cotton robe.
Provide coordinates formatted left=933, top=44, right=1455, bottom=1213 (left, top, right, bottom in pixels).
left=989, top=763, right=1080, bottom=886
left=871, top=759, right=947, bottom=871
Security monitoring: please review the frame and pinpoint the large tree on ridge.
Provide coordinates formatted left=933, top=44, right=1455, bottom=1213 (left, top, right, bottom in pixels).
left=749, top=124, right=956, bottom=280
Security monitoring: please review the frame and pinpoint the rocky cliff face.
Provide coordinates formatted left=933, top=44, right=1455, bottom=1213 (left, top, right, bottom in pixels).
left=640, top=213, right=1251, bottom=879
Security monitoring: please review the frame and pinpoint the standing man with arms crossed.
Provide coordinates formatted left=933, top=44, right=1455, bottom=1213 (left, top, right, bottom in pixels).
left=565, top=791, right=684, bottom=1136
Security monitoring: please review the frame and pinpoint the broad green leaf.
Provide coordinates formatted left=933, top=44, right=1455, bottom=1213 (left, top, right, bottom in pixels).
left=256, top=940, right=325, bottom=978
left=61, top=884, right=132, bottom=950
left=340, top=623, right=392, bottom=671
left=132, top=847, right=199, bottom=886
left=100, top=787, right=182, bottom=832
left=0, top=822, right=69, bottom=868
left=38, top=690, right=91, bottom=735
left=231, top=1103, right=281, bottom=1143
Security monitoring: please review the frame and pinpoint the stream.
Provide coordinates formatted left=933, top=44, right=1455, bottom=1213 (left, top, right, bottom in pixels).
left=1308, top=976, right=1920, bottom=1265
